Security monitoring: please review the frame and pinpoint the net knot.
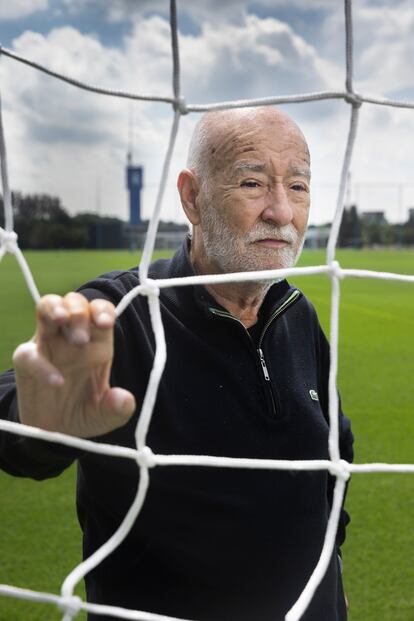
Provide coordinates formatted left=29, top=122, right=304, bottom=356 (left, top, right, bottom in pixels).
left=58, top=594, right=82, bottom=616
left=173, top=96, right=188, bottom=115
left=136, top=445, right=156, bottom=468
left=329, top=260, right=344, bottom=280
left=0, top=228, right=18, bottom=253
left=328, top=459, right=351, bottom=481
left=139, top=278, right=160, bottom=298
left=344, top=91, right=362, bottom=108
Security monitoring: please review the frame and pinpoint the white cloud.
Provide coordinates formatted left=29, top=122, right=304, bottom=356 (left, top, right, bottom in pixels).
left=323, top=1, right=414, bottom=96
left=60, top=0, right=336, bottom=25
left=0, top=0, right=48, bottom=20
left=354, top=6, right=414, bottom=96
left=2, top=23, right=173, bottom=222
left=181, top=14, right=341, bottom=104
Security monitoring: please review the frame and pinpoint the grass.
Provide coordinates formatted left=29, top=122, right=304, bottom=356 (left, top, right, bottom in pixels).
left=0, top=248, right=414, bottom=620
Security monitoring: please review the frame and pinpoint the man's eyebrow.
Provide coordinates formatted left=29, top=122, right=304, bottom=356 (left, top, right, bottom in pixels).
left=287, top=167, right=311, bottom=181
left=233, top=163, right=266, bottom=175
left=231, top=163, right=311, bottom=181
left=234, top=162, right=266, bottom=172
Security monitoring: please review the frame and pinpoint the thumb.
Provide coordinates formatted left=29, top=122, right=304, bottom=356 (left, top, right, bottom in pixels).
left=98, top=387, right=136, bottom=433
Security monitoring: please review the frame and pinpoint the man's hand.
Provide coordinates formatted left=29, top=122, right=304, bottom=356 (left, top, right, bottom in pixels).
left=12, top=292, right=136, bottom=438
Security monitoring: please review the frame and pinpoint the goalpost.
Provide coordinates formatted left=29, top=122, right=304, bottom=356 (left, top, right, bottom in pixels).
left=1, top=1, right=414, bottom=620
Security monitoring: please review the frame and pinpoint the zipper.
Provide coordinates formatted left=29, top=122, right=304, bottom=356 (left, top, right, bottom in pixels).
left=256, top=289, right=301, bottom=383
left=257, top=289, right=301, bottom=350
left=209, top=288, right=301, bottom=415
left=258, top=347, right=270, bottom=381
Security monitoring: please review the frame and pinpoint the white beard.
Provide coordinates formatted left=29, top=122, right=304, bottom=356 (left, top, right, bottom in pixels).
left=201, top=202, right=305, bottom=278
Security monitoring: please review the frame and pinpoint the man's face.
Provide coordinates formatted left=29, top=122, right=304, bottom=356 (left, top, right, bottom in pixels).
left=197, top=117, right=310, bottom=274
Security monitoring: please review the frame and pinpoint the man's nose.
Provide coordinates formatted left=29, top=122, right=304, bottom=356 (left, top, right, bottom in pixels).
left=261, top=183, right=293, bottom=226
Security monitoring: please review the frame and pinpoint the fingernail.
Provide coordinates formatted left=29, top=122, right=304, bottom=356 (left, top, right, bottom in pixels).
left=96, top=312, right=112, bottom=327
left=52, top=307, right=67, bottom=320
left=112, top=390, right=128, bottom=412
left=49, top=373, right=64, bottom=387
left=70, top=328, right=89, bottom=345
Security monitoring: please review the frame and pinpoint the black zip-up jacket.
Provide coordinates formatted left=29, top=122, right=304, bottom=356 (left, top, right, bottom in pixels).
left=0, top=240, right=354, bottom=621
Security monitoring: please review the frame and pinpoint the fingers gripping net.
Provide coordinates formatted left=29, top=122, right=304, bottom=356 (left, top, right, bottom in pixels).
left=0, top=0, right=414, bottom=619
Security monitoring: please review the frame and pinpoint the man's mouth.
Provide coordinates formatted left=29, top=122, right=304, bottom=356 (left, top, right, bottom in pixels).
left=252, top=238, right=290, bottom=248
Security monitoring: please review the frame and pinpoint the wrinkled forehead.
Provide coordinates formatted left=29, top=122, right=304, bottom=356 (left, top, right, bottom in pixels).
left=207, top=112, right=310, bottom=176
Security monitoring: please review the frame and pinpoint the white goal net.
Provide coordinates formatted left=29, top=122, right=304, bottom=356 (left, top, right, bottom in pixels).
left=0, top=1, right=414, bottom=620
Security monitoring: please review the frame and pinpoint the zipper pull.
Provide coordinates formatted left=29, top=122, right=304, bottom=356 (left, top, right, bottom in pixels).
left=258, top=348, right=270, bottom=381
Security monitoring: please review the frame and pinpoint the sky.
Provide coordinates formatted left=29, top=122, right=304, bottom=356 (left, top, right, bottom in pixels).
left=0, top=0, right=414, bottom=226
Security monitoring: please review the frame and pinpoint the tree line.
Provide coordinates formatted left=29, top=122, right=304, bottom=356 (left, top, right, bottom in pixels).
left=338, top=205, right=414, bottom=247
left=0, top=192, right=187, bottom=250
left=0, top=191, right=117, bottom=249
left=1, top=192, right=414, bottom=249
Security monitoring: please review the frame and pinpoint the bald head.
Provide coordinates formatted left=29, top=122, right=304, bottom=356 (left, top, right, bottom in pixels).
left=187, top=107, right=310, bottom=184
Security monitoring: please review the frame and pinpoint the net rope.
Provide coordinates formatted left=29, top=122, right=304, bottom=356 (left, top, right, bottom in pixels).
left=0, top=0, right=413, bottom=619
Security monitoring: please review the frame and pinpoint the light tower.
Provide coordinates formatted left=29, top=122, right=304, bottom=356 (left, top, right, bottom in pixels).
left=126, top=151, right=143, bottom=226
left=124, top=106, right=146, bottom=249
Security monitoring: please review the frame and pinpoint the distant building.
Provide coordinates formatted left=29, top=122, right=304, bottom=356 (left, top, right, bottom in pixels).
left=408, top=208, right=414, bottom=222
left=123, top=220, right=189, bottom=251
left=362, top=211, right=387, bottom=224
left=304, top=225, right=330, bottom=249
left=154, top=227, right=189, bottom=249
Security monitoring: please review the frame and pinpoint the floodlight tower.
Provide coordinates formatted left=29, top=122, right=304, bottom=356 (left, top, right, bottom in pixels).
left=126, top=151, right=143, bottom=225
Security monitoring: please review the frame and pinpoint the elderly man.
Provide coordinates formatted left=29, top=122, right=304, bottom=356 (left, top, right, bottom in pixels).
left=0, top=107, right=353, bottom=621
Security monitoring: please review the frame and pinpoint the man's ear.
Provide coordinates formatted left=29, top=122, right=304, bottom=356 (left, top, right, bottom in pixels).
left=177, top=169, right=201, bottom=225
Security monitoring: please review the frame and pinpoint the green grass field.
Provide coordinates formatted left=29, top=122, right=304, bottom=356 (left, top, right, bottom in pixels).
left=0, top=248, right=413, bottom=620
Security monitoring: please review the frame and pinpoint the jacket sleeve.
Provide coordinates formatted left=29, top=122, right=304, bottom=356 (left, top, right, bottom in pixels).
left=0, top=368, right=82, bottom=480
left=317, top=325, right=354, bottom=551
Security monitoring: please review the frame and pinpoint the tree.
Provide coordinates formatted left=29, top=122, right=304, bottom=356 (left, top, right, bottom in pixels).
left=1, top=192, right=87, bottom=249
left=338, top=205, right=362, bottom=248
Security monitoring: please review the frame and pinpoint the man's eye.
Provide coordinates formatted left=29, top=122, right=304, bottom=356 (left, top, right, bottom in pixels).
left=241, top=180, right=260, bottom=188
left=291, top=183, right=307, bottom=192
